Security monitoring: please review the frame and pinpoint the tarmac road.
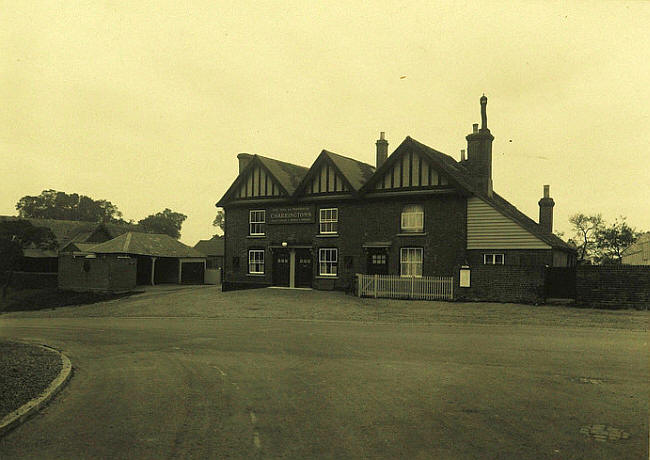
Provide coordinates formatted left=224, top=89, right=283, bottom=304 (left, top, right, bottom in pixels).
left=0, top=292, right=647, bottom=459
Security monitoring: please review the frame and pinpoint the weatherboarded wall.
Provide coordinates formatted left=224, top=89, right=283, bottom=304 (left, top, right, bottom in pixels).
left=576, top=266, right=650, bottom=309
left=456, top=265, right=546, bottom=303
left=59, top=255, right=136, bottom=292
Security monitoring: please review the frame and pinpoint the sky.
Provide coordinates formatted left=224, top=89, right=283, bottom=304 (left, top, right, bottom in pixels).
left=1, top=1, right=649, bottom=245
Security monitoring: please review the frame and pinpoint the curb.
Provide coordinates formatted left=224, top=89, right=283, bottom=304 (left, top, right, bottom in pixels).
left=0, top=344, right=73, bottom=437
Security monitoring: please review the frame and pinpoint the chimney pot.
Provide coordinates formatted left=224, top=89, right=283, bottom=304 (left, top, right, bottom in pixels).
left=544, top=184, right=550, bottom=198
left=380, top=131, right=385, bottom=140
left=472, top=123, right=479, bottom=133
left=461, top=149, right=466, bottom=161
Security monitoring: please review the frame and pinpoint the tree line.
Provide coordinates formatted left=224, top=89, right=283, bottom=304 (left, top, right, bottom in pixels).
left=15, top=190, right=187, bottom=239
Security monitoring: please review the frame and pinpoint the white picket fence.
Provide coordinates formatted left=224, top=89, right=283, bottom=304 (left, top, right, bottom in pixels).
left=356, top=274, right=454, bottom=300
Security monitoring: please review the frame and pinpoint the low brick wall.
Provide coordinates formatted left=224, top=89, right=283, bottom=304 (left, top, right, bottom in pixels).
left=456, top=265, right=546, bottom=304
left=576, top=266, right=650, bottom=309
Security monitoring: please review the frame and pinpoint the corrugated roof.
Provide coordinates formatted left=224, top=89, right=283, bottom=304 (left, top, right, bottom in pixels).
left=88, top=232, right=205, bottom=258
left=194, top=237, right=224, bottom=256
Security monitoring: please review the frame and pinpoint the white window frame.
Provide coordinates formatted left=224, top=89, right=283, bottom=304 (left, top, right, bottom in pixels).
left=248, top=249, right=265, bottom=274
left=319, top=208, right=338, bottom=234
left=249, top=210, right=265, bottom=236
left=319, top=248, right=338, bottom=276
left=483, top=253, right=505, bottom=265
left=401, top=204, right=424, bottom=233
left=400, top=247, right=423, bottom=277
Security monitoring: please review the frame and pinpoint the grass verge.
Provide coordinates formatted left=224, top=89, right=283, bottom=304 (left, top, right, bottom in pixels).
left=0, top=288, right=134, bottom=313
left=0, top=341, right=62, bottom=421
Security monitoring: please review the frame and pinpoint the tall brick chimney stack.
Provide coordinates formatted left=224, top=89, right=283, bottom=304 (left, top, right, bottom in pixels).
left=466, top=95, right=494, bottom=196
left=237, top=153, right=253, bottom=174
left=376, top=132, right=388, bottom=168
left=538, top=185, right=555, bottom=234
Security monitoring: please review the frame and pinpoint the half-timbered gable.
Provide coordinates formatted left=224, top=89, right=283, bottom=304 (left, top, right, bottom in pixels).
left=293, top=150, right=374, bottom=198
left=234, top=163, right=283, bottom=199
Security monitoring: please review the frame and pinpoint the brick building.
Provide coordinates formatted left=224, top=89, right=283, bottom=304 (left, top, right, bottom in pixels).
left=217, top=97, right=576, bottom=297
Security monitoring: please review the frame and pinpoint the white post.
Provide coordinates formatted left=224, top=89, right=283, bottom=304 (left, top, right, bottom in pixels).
left=151, top=257, right=157, bottom=286
left=374, top=274, right=378, bottom=298
left=178, top=260, right=183, bottom=284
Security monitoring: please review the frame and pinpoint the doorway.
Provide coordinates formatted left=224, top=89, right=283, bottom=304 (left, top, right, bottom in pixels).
left=367, top=248, right=388, bottom=275
left=295, top=249, right=313, bottom=288
left=272, top=250, right=290, bottom=287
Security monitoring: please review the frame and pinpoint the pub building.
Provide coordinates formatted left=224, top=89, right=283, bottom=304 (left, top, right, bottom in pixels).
left=217, top=97, right=575, bottom=296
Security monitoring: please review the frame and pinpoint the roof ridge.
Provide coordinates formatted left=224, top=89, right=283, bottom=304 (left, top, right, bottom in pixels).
left=123, top=232, right=132, bottom=252
left=323, top=150, right=375, bottom=168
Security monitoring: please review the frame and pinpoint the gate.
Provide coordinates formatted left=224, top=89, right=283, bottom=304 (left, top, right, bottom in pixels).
left=545, top=267, right=576, bottom=299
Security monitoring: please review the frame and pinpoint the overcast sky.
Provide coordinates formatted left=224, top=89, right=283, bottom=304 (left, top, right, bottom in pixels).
left=2, top=1, right=649, bottom=245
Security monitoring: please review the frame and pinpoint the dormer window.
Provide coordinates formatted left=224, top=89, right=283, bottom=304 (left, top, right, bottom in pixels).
left=401, top=204, right=424, bottom=233
left=319, top=208, right=338, bottom=234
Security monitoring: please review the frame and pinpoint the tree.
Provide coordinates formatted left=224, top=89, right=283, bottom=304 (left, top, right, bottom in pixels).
left=138, top=208, right=187, bottom=239
left=593, top=217, right=640, bottom=264
left=16, top=189, right=123, bottom=223
left=568, top=213, right=603, bottom=264
left=212, top=209, right=225, bottom=236
left=0, top=220, right=57, bottom=299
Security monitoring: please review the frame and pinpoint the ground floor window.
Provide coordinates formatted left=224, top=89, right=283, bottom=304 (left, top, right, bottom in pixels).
left=483, top=253, right=504, bottom=265
left=400, top=247, right=422, bottom=277
left=248, top=250, right=265, bottom=274
left=319, top=248, right=338, bottom=276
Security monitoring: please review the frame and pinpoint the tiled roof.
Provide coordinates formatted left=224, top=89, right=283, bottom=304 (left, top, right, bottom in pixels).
left=323, top=151, right=375, bottom=191
left=257, top=155, right=309, bottom=195
left=194, top=237, right=224, bottom=256
left=88, top=232, right=205, bottom=258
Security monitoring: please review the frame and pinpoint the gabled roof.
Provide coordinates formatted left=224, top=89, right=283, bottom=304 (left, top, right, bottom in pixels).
left=324, top=151, right=375, bottom=191
left=360, top=136, right=575, bottom=252
left=293, top=150, right=375, bottom=196
left=194, top=237, right=224, bottom=257
left=256, top=155, right=309, bottom=195
left=359, top=136, right=475, bottom=193
left=217, top=154, right=309, bottom=206
left=88, top=232, right=205, bottom=258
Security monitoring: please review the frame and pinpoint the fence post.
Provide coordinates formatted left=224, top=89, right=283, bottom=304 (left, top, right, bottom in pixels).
left=374, top=274, right=378, bottom=298
left=356, top=274, right=360, bottom=297
left=410, top=276, right=414, bottom=299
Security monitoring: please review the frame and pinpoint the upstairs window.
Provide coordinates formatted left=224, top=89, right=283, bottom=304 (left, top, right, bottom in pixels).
left=319, top=208, right=338, bottom=234
left=401, top=205, right=424, bottom=233
left=400, top=247, right=423, bottom=277
left=319, top=248, right=338, bottom=276
left=248, top=250, right=265, bottom=274
left=249, top=210, right=265, bottom=236
left=484, top=253, right=504, bottom=265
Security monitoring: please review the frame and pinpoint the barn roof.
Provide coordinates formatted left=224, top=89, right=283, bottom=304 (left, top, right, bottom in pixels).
left=88, top=232, right=205, bottom=258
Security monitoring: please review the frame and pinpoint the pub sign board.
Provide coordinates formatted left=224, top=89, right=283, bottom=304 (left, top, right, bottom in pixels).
left=268, top=206, right=315, bottom=224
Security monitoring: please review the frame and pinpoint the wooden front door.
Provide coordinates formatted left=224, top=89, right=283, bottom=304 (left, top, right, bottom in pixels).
left=367, top=249, right=388, bottom=275
left=295, top=249, right=313, bottom=288
left=272, top=250, right=290, bottom=287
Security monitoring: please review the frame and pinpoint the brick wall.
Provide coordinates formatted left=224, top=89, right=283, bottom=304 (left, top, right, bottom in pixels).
left=58, top=255, right=136, bottom=292
left=223, top=193, right=467, bottom=291
left=576, top=265, right=650, bottom=309
left=457, top=265, right=546, bottom=303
